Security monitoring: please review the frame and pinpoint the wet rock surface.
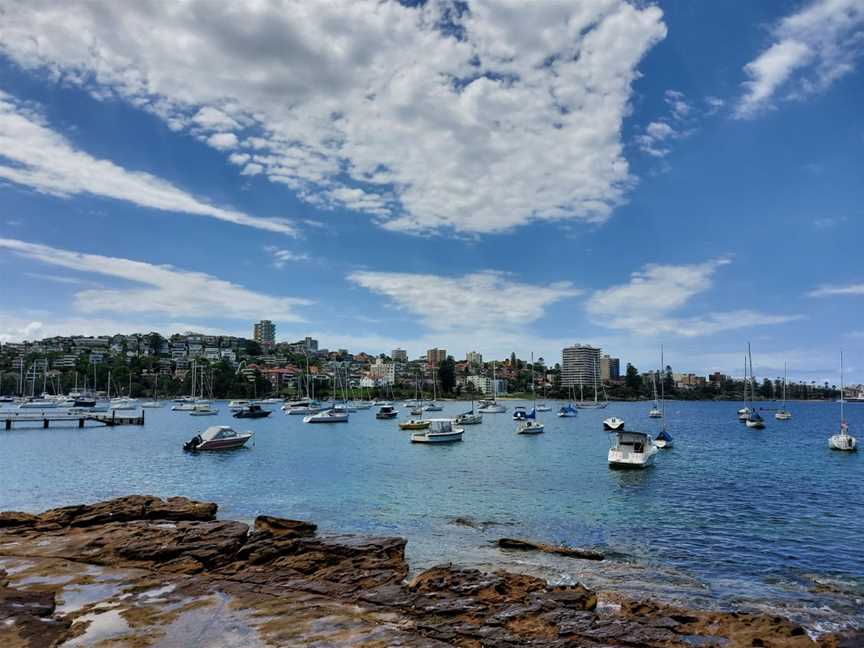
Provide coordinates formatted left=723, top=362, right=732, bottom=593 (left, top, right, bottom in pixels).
left=0, top=495, right=851, bottom=647
left=497, top=537, right=606, bottom=561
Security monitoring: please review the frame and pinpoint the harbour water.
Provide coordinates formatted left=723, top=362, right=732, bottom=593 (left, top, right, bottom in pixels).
left=2, top=400, right=862, bottom=635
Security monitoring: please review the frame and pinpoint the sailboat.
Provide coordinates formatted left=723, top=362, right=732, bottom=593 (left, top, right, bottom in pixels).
left=455, top=399, right=482, bottom=425
left=828, top=351, right=857, bottom=451
left=535, top=362, right=551, bottom=411
left=477, top=363, right=506, bottom=413
left=141, top=373, right=164, bottom=408
left=517, top=353, right=544, bottom=434
left=424, top=367, right=442, bottom=411
left=558, top=381, right=578, bottom=417
left=648, top=373, right=662, bottom=418
left=737, top=355, right=751, bottom=421
left=744, top=343, right=765, bottom=429
left=775, top=362, right=792, bottom=420
left=654, top=345, right=674, bottom=448
left=575, top=357, right=608, bottom=409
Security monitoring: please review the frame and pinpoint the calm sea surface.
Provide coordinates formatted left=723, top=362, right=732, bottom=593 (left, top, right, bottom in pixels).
left=2, top=399, right=862, bottom=634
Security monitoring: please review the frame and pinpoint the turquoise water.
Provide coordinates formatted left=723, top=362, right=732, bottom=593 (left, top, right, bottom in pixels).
left=2, top=400, right=862, bottom=633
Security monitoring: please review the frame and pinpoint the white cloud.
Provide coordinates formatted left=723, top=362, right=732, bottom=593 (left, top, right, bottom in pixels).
left=206, top=132, right=238, bottom=150
left=634, top=89, right=700, bottom=158
left=0, top=92, right=297, bottom=235
left=587, top=258, right=802, bottom=336
left=0, top=238, right=311, bottom=321
left=808, top=282, right=864, bottom=297
left=736, top=0, right=864, bottom=118
left=0, top=314, right=246, bottom=344
left=0, top=0, right=667, bottom=234
left=265, top=246, right=310, bottom=268
left=348, top=270, right=579, bottom=331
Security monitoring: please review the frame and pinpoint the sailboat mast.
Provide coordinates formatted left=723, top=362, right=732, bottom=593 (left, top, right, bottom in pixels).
left=661, top=346, right=667, bottom=432
left=840, top=351, right=845, bottom=425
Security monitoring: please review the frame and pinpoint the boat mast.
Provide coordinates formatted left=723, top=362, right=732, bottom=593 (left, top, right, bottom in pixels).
left=840, top=350, right=845, bottom=429
left=782, top=362, right=787, bottom=407
left=660, top=345, right=666, bottom=433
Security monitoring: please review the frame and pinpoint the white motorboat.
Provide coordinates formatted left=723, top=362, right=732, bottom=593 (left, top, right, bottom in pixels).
left=285, top=401, right=325, bottom=415
left=229, top=399, right=253, bottom=411
left=608, top=430, right=657, bottom=469
left=737, top=407, right=751, bottom=421
left=19, top=399, right=59, bottom=409
left=648, top=407, right=662, bottom=418
left=603, top=416, right=625, bottom=431
left=423, top=402, right=443, bottom=411
left=259, top=397, right=283, bottom=405
left=512, top=406, right=528, bottom=421
left=535, top=403, right=551, bottom=412
left=140, top=401, right=163, bottom=408
left=829, top=352, right=857, bottom=452
left=353, top=401, right=373, bottom=410
left=373, top=400, right=393, bottom=407
left=775, top=362, right=792, bottom=420
left=411, top=419, right=464, bottom=443
left=190, top=404, right=219, bottom=416
left=376, top=405, right=398, bottom=419
left=517, top=420, right=544, bottom=435
left=303, top=409, right=349, bottom=423
left=477, top=400, right=506, bottom=413
left=183, top=425, right=253, bottom=452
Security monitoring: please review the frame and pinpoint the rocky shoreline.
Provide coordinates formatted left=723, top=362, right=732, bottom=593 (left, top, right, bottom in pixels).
left=0, top=495, right=858, bottom=647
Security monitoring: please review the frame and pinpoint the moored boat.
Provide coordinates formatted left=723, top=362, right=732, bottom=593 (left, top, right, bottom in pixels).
left=183, top=425, right=253, bottom=452
left=608, top=430, right=657, bottom=469
left=829, top=352, right=857, bottom=452
left=411, top=419, right=464, bottom=443
left=233, top=404, right=271, bottom=419
left=399, top=419, right=431, bottom=430
left=517, top=420, right=544, bottom=435
left=190, top=404, right=219, bottom=416
left=376, top=405, right=398, bottom=419
left=557, top=403, right=578, bottom=418
left=603, top=416, right=625, bottom=431
left=303, top=409, right=349, bottom=424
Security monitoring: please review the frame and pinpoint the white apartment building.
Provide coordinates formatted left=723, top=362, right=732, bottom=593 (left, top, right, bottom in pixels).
left=562, top=344, right=601, bottom=387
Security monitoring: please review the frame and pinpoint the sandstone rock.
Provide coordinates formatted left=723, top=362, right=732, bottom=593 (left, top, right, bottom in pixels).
left=0, top=511, right=38, bottom=528
left=497, top=537, right=605, bottom=560
left=254, top=515, right=317, bottom=538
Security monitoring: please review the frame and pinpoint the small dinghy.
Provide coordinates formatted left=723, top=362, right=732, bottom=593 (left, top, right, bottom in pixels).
left=183, top=425, right=253, bottom=452
left=603, top=416, right=625, bottom=431
left=376, top=405, right=398, bottom=419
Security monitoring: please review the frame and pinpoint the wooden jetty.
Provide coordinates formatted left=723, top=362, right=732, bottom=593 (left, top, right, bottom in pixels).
left=2, top=410, right=145, bottom=430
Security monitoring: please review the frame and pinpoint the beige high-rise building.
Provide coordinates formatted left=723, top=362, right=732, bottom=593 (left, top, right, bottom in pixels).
left=253, top=320, right=276, bottom=351
left=599, top=355, right=620, bottom=381
left=426, top=348, right=447, bottom=366
left=466, top=351, right=483, bottom=365
left=562, top=344, right=601, bottom=387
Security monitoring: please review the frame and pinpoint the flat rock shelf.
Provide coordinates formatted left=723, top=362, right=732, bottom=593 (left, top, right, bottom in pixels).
left=0, top=495, right=859, bottom=647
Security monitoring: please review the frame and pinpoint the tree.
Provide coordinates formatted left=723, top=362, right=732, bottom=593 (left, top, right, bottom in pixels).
left=438, top=357, right=456, bottom=394
left=625, top=364, right=641, bottom=392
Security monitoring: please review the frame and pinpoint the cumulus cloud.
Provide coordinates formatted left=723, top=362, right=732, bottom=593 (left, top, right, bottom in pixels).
left=348, top=270, right=579, bottom=331
left=736, top=0, right=864, bottom=118
left=0, top=0, right=667, bottom=234
left=0, top=238, right=311, bottom=321
left=587, top=258, right=802, bottom=336
left=808, top=282, right=864, bottom=297
left=634, top=90, right=698, bottom=157
left=0, top=92, right=297, bottom=235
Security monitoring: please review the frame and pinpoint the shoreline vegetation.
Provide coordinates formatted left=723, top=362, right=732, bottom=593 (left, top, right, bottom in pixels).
left=1, top=495, right=856, bottom=647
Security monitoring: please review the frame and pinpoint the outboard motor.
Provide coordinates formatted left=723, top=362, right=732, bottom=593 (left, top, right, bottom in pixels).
left=183, top=435, right=202, bottom=452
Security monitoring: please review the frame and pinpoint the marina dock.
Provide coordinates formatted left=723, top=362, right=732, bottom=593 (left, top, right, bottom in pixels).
left=2, top=410, right=145, bottom=429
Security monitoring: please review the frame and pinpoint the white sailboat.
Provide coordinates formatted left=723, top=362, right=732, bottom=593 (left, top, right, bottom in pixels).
left=575, top=357, right=608, bottom=409
left=424, top=367, right=443, bottom=411
left=775, top=362, right=792, bottom=420
left=829, top=351, right=857, bottom=451
left=744, top=344, right=765, bottom=429
left=737, top=355, right=751, bottom=421
left=477, top=363, right=506, bottom=413
left=648, top=373, right=662, bottom=418
left=654, top=345, right=673, bottom=449
left=141, top=373, right=163, bottom=408
left=517, top=353, right=544, bottom=434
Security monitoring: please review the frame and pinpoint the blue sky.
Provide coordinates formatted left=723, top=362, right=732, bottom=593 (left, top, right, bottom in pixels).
left=0, top=0, right=862, bottom=383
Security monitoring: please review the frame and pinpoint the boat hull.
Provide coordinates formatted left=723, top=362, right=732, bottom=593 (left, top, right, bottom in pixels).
left=411, top=431, right=463, bottom=443
left=828, top=434, right=857, bottom=451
